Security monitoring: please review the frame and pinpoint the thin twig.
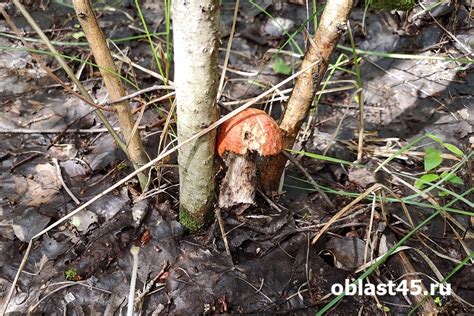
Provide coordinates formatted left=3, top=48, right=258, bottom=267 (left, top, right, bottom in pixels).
left=156, top=99, right=177, bottom=157
left=322, top=88, right=360, bottom=156
left=305, top=234, right=313, bottom=299
left=107, top=85, right=174, bottom=105
left=282, top=151, right=334, bottom=210
left=136, top=261, right=169, bottom=301
left=422, top=5, right=473, bottom=56
left=256, top=188, right=286, bottom=213
left=236, top=277, right=273, bottom=303
left=10, top=153, right=41, bottom=171
left=113, top=53, right=174, bottom=86
left=363, top=193, right=377, bottom=266
left=127, top=246, right=140, bottom=316
left=0, top=126, right=150, bottom=134
left=215, top=208, right=231, bottom=256
left=28, top=281, right=111, bottom=313
left=217, top=0, right=240, bottom=100
left=52, top=158, right=80, bottom=205
left=346, top=21, right=365, bottom=162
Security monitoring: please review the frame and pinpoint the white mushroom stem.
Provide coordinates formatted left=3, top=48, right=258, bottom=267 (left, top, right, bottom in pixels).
left=218, top=152, right=257, bottom=209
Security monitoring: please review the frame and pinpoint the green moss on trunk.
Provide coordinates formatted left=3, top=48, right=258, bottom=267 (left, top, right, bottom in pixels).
left=179, top=208, right=201, bottom=230
left=370, top=0, right=415, bottom=10
left=179, top=206, right=214, bottom=231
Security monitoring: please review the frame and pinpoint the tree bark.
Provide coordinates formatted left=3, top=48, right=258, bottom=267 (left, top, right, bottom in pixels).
left=259, top=0, right=355, bottom=193
left=173, top=0, right=220, bottom=229
left=72, top=0, right=149, bottom=190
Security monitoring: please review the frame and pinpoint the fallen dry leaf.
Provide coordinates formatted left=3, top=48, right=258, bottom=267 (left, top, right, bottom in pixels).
left=15, top=163, right=61, bottom=207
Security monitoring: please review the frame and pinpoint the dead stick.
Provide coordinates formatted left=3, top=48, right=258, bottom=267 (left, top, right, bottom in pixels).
left=215, top=208, right=231, bottom=256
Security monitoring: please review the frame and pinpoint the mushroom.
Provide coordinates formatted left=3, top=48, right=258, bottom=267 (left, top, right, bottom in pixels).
left=216, top=108, right=282, bottom=209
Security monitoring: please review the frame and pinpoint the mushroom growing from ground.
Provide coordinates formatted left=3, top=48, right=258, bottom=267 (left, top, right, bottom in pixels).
left=216, top=108, right=283, bottom=209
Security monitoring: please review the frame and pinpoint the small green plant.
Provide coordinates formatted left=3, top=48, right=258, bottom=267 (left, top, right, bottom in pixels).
left=65, top=268, right=78, bottom=281
left=377, top=303, right=391, bottom=313
left=415, top=134, right=465, bottom=194
left=117, top=161, right=128, bottom=171
left=272, top=57, right=292, bottom=75
left=71, top=31, right=85, bottom=40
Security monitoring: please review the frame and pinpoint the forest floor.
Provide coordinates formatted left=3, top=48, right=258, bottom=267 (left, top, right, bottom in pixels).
left=0, top=0, right=473, bottom=314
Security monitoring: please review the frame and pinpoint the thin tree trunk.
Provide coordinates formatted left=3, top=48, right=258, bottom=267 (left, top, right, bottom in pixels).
left=259, top=0, right=354, bottom=193
left=173, top=0, right=220, bottom=229
left=72, top=0, right=149, bottom=190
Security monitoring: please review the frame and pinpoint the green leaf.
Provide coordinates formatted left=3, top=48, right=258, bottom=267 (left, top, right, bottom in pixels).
left=424, top=147, right=442, bottom=171
left=415, top=174, right=439, bottom=189
left=72, top=31, right=85, bottom=40
left=438, top=191, right=449, bottom=197
left=440, top=171, right=464, bottom=185
left=426, top=133, right=443, bottom=144
left=448, top=175, right=464, bottom=185
left=272, top=57, right=292, bottom=75
left=442, top=143, right=464, bottom=157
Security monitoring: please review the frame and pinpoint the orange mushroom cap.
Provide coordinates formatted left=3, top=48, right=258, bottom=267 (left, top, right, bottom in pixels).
left=217, top=108, right=283, bottom=157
